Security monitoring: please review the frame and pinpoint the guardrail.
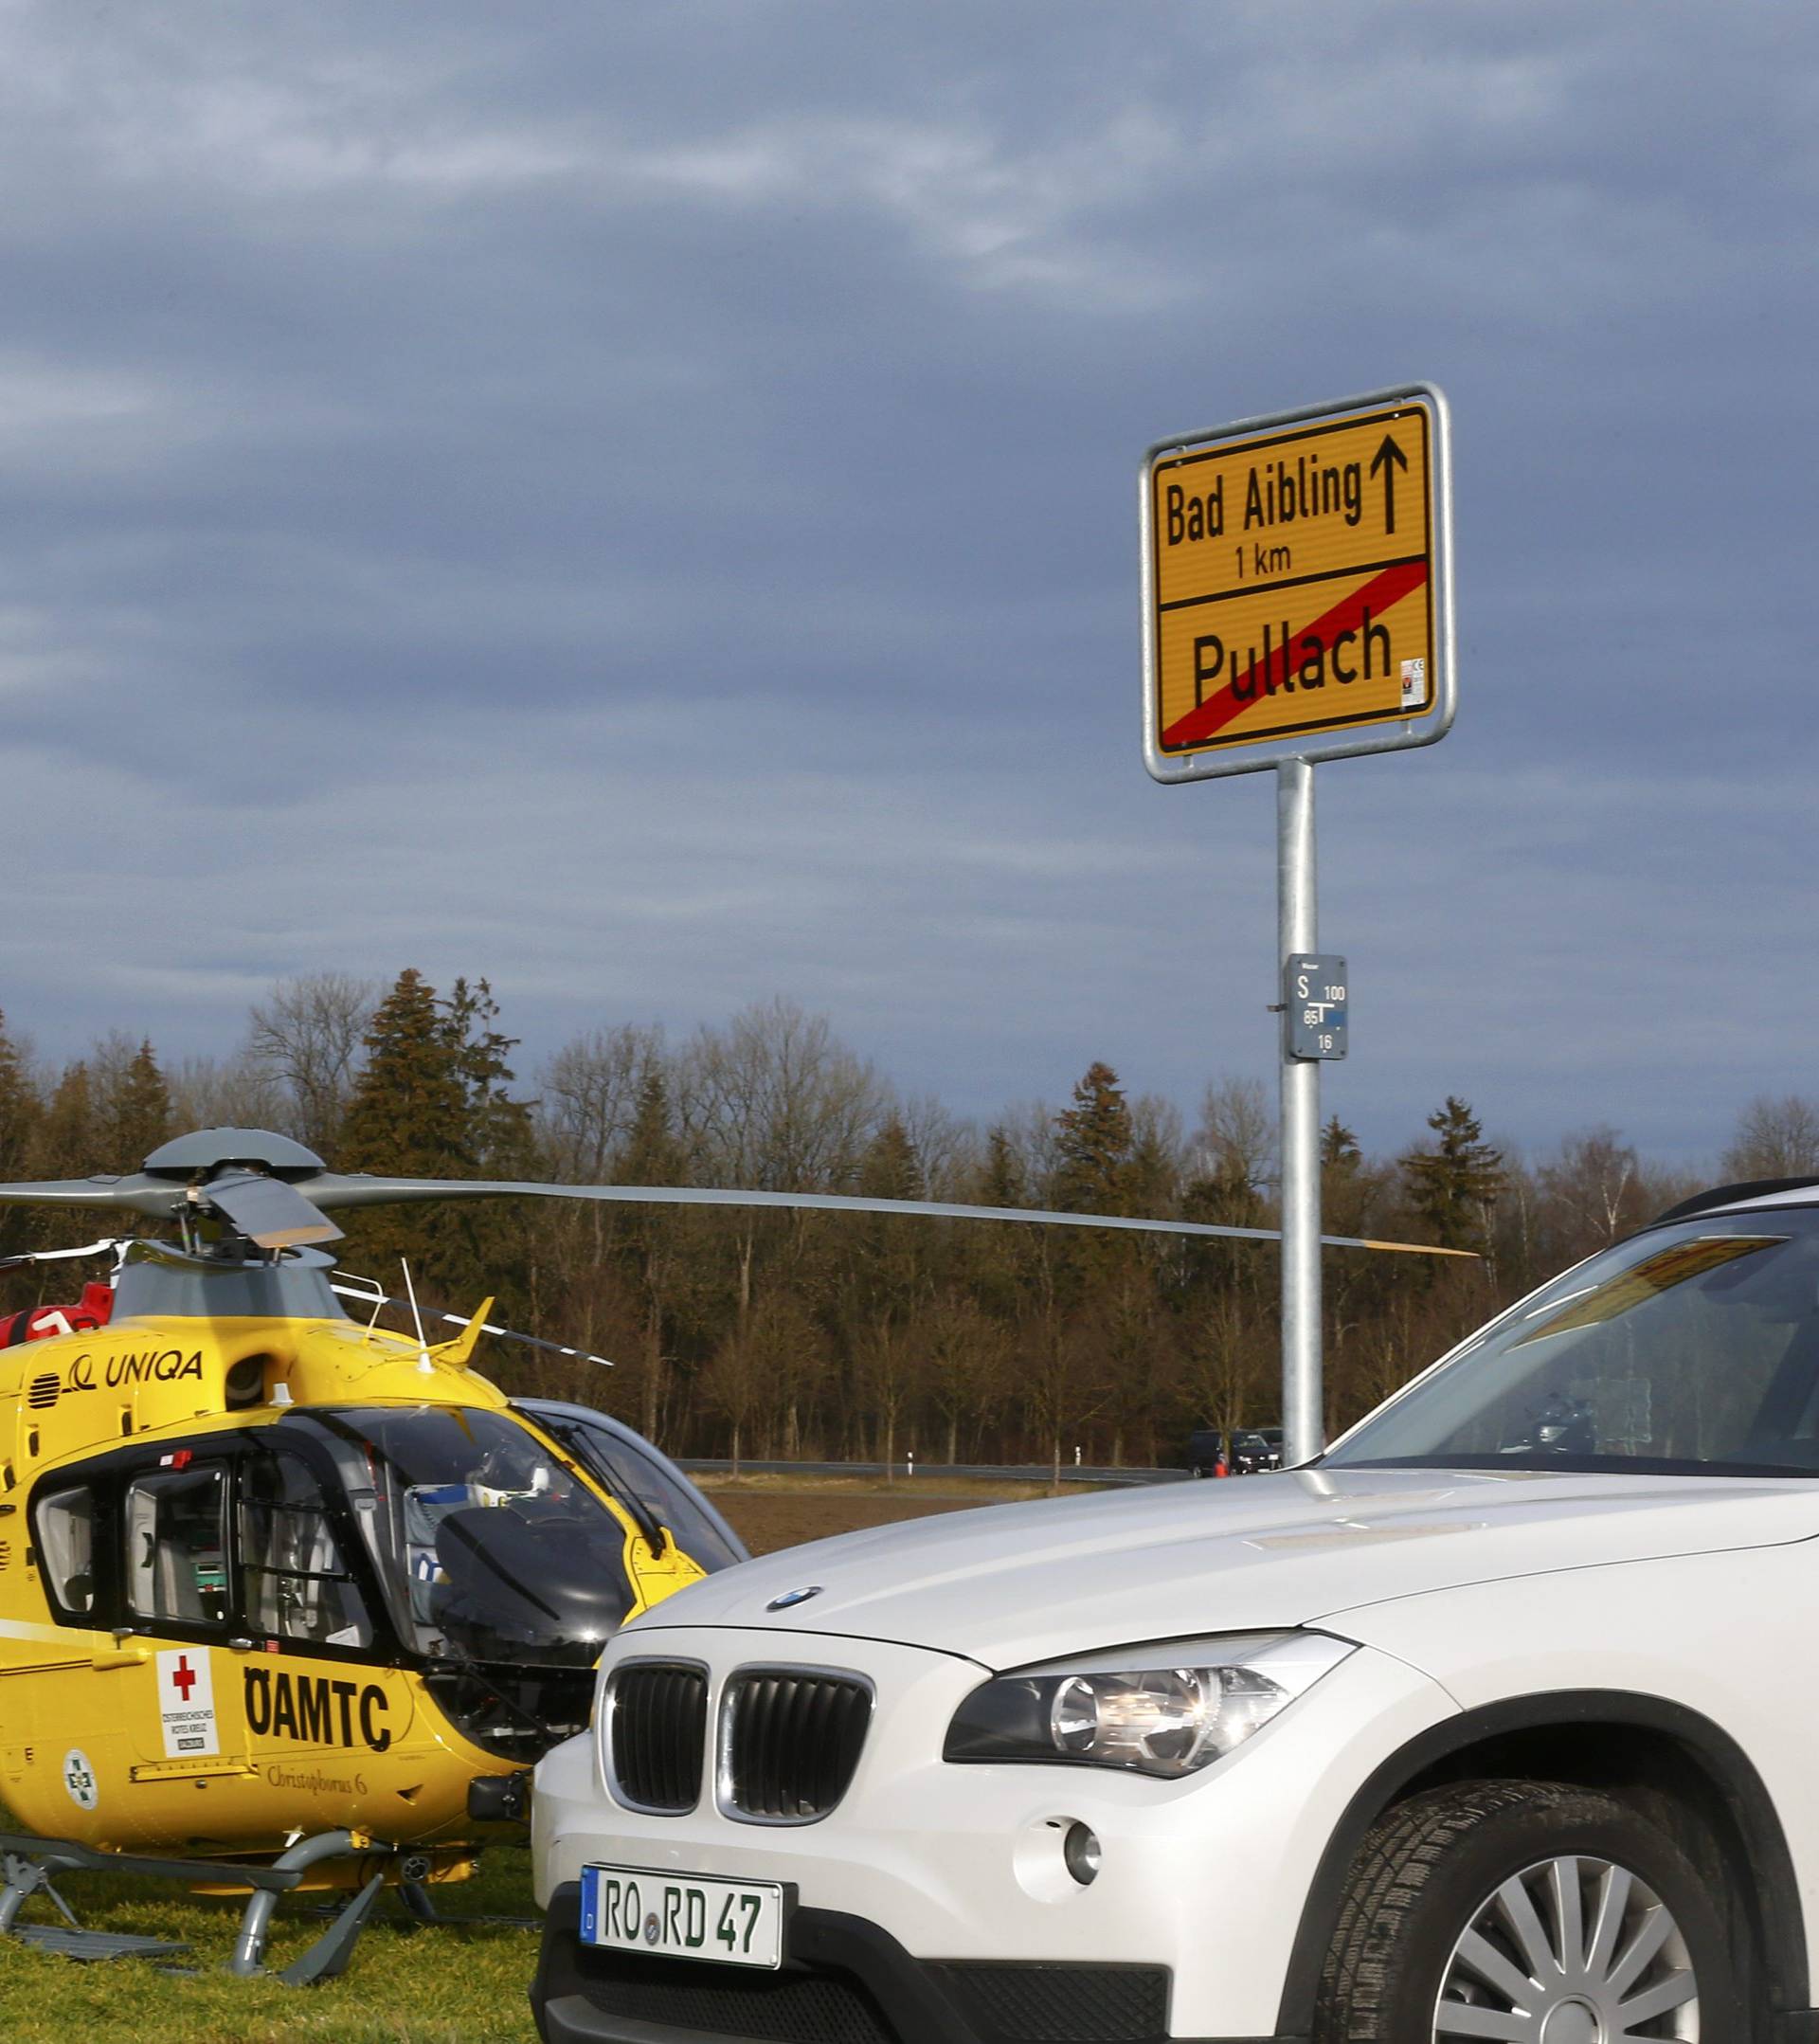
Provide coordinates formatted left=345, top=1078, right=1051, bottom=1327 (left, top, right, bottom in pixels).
left=675, top=1458, right=1193, bottom=1488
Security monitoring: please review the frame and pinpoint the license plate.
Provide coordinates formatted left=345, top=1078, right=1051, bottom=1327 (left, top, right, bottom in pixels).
left=580, top=1864, right=787, bottom=1970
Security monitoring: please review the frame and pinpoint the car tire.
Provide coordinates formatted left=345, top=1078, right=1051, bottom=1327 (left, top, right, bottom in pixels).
left=1315, top=1779, right=1744, bottom=2042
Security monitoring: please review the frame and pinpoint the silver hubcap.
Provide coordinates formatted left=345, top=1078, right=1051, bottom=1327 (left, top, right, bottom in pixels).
left=1434, top=1854, right=1700, bottom=2041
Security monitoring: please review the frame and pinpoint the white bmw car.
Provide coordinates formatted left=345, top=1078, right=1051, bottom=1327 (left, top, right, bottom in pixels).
left=531, top=1183, right=1819, bottom=2042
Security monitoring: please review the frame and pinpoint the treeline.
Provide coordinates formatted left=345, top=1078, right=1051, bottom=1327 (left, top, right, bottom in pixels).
left=0, top=972, right=1810, bottom=1469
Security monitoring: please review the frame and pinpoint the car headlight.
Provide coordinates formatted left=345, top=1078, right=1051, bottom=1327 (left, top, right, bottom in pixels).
left=943, top=1631, right=1356, bottom=1780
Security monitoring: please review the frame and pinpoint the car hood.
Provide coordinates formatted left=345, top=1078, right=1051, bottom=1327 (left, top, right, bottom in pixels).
left=632, top=1468, right=1819, bottom=1669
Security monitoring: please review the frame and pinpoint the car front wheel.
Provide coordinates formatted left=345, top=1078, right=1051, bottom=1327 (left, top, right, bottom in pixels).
left=1316, top=1780, right=1741, bottom=2041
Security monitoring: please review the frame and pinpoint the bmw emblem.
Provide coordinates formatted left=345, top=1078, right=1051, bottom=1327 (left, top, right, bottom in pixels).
left=766, top=1584, right=823, bottom=1611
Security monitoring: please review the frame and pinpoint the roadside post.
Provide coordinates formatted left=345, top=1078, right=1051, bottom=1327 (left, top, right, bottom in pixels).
left=1140, top=384, right=1455, bottom=1462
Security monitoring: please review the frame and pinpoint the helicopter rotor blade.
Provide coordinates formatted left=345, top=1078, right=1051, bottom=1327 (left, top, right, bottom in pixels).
left=290, top=1172, right=1476, bottom=1257
left=0, top=1137, right=1476, bottom=1259
left=202, top=1170, right=344, bottom=1251
left=0, top=1174, right=187, bottom=1219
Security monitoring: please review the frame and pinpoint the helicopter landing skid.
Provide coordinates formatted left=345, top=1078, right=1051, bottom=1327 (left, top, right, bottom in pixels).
left=0, top=1827, right=389, bottom=1985
left=397, top=1875, right=535, bottom=1931
left=0, top=1849, right=189, bottom=1965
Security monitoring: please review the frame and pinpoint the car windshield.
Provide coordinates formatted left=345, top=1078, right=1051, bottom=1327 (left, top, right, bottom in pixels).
left=307, top=1405, right=637, bottom=1666
left=1326, top=1209, right=1819, bottom=1477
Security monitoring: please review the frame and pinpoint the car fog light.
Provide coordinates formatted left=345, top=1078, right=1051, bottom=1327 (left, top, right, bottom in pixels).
left=1063, top=1821, right=1101, bottom=1887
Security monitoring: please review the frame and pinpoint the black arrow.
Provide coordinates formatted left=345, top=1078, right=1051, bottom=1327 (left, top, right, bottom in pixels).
left=1368, top=433, right=1409, bottom=534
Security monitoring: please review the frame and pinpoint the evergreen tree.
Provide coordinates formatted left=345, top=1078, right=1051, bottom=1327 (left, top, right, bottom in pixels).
left=336, top=969, right=532, bottom=1306
left=27, top=1060, right=98, bottom=1250
left=31, top=1061, right=95, bottom=1179
left=857, top=1115, right=925, bottom=1203
left=1400, top=1096, right=1504, bottom=1252
left=0, top=1011, right=38, bottom=1257
left=1322, top=1115, right=1362, bottom=1173
left=98, top=1038, right=172, bottom=1170
left=339, top=969, right=468, bottom=1180
left=0, top=1010, right=38, bottom=1182
left=444, top=977, right=534, bottom=1177
left=618, top=1063, right=688, bottom=1188
left=977, top=1127, right=1025, bottom=1208
left=1052, top=1062, right=1134, bottom=1214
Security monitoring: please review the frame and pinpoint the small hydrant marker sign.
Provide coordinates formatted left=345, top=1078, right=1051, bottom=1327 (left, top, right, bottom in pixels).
left=157, top=1645, right=221, bottom=1758
left=1287, top=954, right=1347, bottom=1061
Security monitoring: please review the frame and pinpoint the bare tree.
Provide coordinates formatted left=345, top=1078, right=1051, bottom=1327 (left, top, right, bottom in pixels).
left=536, top=1024, right=662, bottom=1183
left=170, top=1053, right=288, bottom=1133
left=246, top=973, right=379, bottom=1154
left=921, top=1292, right=1011, bottom=1464
left=676, top=998, right=889, bottom=1189
left=1538, top=1126, right=1646, bottom=1260
left=1721, top=1094, right=1819, bottom=1181
left=1193, top=1076, right=1274, bottom=1194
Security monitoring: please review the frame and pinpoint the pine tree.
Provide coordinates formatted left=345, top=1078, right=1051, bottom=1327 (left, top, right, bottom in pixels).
left=98, top=1039, right=172, bottom=1170
left=1322, top=1116, right=1362, bottom=1174
left=27, top=1060, right=97, bottom=1250
left=858, top=1115, right=925, bottom=1203
left=0, top=1010, right=38, bottom=1182
left=0, top=1011, right=39, bottom=1257
left=977, top=1127, right=1025, bottom=1208
left=1400, top=1096, right=1504, bottom=1252
left=444, top=977, right=533, bottom=1177
left=32, top=1061, right=95, bottom=1179
left=337, top=969, right=529, bottom=1301
left=1052, top=1062, right=1135, bottom=1214
left=339, top=969, right=468, bottom=1180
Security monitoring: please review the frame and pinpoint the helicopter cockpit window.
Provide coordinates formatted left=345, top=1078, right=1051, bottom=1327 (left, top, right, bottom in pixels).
left=35, top=1486, right=97, bottom=1615
left=543, top=1417, right=745, bottom=1572
left=309, top=1406, right=637, bottom=1668
left=240, top=1448, right=374, bottom=1650
left=125, top=1465, right=229, bottom=1627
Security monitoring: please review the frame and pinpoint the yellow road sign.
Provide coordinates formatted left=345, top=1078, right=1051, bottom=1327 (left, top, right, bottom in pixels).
left=1142, top=388, right=1453, bottom=781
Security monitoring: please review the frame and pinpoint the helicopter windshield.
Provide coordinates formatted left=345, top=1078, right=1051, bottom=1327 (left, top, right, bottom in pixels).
left=307, top=1406, right=638, bottom=1668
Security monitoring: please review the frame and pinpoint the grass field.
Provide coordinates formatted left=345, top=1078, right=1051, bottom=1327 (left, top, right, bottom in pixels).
left=0, top=1476, right=1056, bottom=2040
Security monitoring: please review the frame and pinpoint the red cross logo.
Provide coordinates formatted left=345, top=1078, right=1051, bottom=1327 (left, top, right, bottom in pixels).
left=171, top=1655, right=196, bottom=1702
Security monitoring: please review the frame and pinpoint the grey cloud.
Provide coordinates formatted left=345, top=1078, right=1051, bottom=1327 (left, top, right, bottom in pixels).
left=0, top=0, right=1814, bottom=1175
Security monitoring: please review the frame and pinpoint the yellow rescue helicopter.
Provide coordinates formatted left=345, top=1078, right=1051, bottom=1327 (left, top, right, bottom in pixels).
left=0, top=1126, right=1457, bottom=1980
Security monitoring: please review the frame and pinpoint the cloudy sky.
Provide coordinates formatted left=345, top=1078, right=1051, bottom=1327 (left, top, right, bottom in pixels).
left=0, top=2, right=1812, bottom=1167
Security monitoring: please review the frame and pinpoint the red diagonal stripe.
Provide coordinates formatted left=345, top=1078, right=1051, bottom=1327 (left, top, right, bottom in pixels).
left=1161, top=557, right=1429, bottom=751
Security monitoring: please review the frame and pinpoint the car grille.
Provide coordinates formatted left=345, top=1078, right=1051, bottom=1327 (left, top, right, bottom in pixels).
left=569, top=1948, right=898, bottom=2043
left=935, top=1963, right=1171, bottom=2041
left=608, top=1662, right=709, bottom=1812
left=561, top=1946, right=1172, bottom=2044
left=720, top=1669, right=873, bottom=1821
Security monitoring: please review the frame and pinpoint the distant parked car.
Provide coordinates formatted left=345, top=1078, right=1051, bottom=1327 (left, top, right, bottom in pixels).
left=1233, top=1425, right=1285, bottom=1474
left=1182, top=1426, right=1229, bottom=1476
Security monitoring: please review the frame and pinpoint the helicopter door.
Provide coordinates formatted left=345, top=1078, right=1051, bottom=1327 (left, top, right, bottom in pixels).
left=106, top=1454, right=258, bottom=1844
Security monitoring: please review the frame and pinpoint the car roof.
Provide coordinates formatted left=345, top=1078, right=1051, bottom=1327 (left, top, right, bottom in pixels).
left=1653, top=1179, right=1819, bottom=1225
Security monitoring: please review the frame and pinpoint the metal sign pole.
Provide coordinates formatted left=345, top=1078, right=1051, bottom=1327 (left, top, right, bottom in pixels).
left=1139, top=383, right=1454, bottom=1463
left=1277, top=759, right=1322, bottom=1464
